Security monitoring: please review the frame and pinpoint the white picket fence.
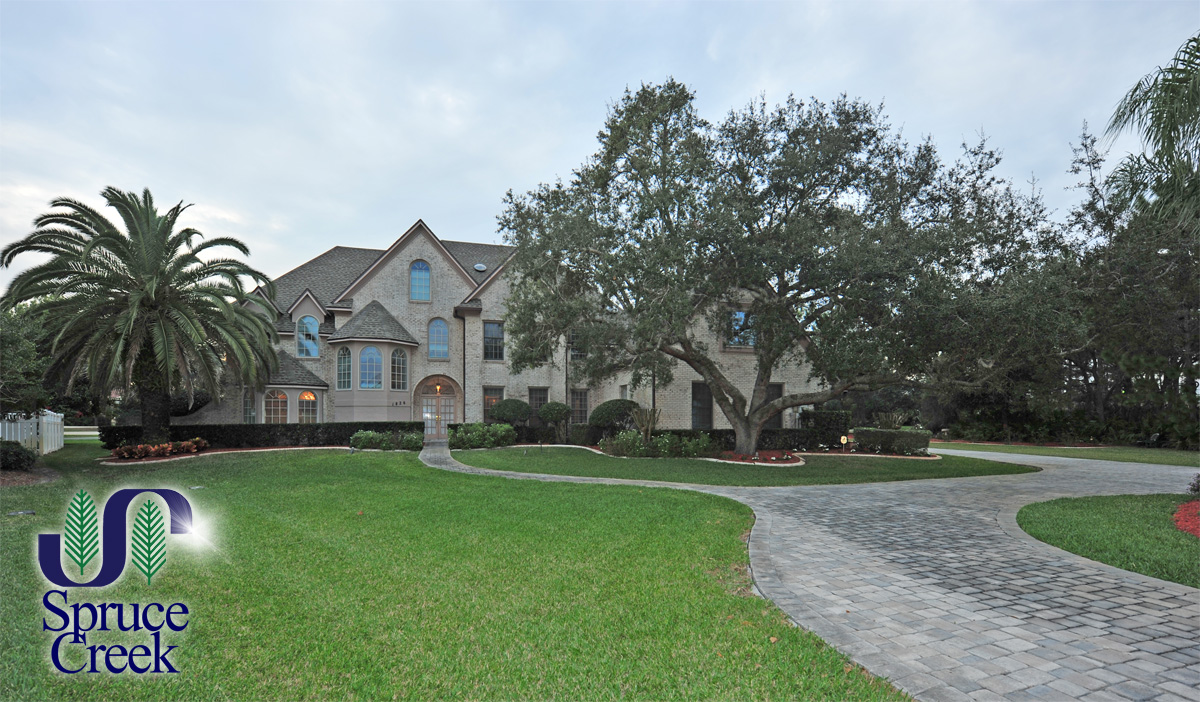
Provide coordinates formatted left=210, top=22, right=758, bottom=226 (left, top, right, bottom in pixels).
left=1, top=410, right=65, bottom=455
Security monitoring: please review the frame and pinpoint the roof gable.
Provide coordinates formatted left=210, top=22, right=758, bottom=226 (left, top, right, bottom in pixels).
left=333, top=220, right=476, bottom=304
left=328, top=301, right=418, bottom=345
left=264, top=246, right=382, bottom=313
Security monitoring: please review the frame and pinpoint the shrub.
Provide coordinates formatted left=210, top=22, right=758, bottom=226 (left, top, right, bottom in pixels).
left=490, top=399, right=532, bottom=425
left=631, top=407, right=660, bottom=443
left=798, top=410, right=852, bottom=446
left=350, top=430, right=394, bottom=450
left=569, top=424, right=591, bottom=446
left=680, top=433, right=717, bottom=458
left=449, top=423, right=517, bottom=450
left=99, top=421, right=425, bottom=450
left=588, top=399, right=639, bottom=436
left=538, top=402, right=571, bottom=442
left=0, top=441, right=37, bottom=471
left=852, top=427, right=931, bottom=456
left=602, top=430, right=650, bottom=457
left=650, top=432, right=680, bottom=458
left=1189, top=473, right=1200, bottom=496
left=398, top=432, right=424, bottom=451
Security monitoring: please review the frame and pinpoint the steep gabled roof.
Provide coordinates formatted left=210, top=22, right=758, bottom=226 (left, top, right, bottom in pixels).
left=264, top=246, right=383, bottom=312
left=328, top=301, right=418, bottom=345
left=270, top=350, right=328, bottom=388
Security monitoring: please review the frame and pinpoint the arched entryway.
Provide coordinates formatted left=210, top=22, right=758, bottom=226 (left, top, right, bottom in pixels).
left=413, top=375, right=461, bottom=441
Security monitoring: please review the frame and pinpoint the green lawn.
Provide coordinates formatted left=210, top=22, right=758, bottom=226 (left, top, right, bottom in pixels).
left=1017, top=494, right=1200, bottom=588
left=453, top=446, right=1036, bottom=486
left=0, top=445, right=903, bottom=701
left=932, top=442, right=1200, bottom=467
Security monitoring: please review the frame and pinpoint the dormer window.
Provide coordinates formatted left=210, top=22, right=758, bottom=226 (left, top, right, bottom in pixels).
left=297, top=315, right=319, bottom=357
left=410, top=260, right=431, bottom=301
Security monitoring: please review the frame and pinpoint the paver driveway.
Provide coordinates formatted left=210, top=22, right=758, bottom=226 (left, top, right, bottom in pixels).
left=421, top=445, right=1200, bottom=701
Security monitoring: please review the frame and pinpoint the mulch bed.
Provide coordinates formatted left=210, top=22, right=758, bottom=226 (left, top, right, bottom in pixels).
left=716, top=450, right=803, bottom=465
left=1172, top=500, right=1200, bottom=538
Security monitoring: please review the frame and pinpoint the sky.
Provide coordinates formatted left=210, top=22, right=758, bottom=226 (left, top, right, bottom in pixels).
left=1, top=0, right=1195, bottom=289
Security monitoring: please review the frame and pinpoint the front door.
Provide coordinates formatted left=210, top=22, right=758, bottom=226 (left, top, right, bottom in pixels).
left=421, top=387, right=457, bottom=439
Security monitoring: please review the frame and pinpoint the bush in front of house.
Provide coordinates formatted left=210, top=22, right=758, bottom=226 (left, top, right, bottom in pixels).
left=99, top=421, right=426, bottom=450
left=588, top=399, right=639, bottom=437
left=111, top=439, right=208, bottom=460
left=490, top=399, right=532, bottom=426
left=538, top=402, right=572, bottom=442
left=600, top=430, right=719, bottom=458
left=1, top=440, right=38, bottom=471
left=852, top=427, right=931, bottom=456
left=449, top=423, right=517, bottom=449
left=1188, top=473, right=1200, bottom=496
left=350, top=430, right=425, bottom=451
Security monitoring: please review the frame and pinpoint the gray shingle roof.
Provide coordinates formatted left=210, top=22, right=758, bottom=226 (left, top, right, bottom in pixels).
left=270, top=350, right=328, bottom=388
left=441, top=240, right=514, bottom=285
left=329, top=301, right=418, bottom=344
left=258, top=238, right=514, bottom=318
left=263, top=246, right=384, bottom=311
left=275, top=316, right=336, bottom=335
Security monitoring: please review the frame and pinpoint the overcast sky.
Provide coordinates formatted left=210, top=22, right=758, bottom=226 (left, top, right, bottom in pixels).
left=1, top=1, right=1195, bottom=289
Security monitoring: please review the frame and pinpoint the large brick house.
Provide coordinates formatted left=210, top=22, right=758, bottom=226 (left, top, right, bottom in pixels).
left=180, top=220, right=819, bottom=438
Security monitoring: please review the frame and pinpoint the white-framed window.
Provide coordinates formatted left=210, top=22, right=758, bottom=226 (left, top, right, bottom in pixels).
left=568, top=331, right=587, bottom=361
left=570, top=389, right=589, bottom=425
left=298, top=391, right=319, bottom=424
left=265, top=389, right=288, bottom=424
left=242, top=389, right=256, bottom=424
left=336, top=347, right=351, bottom=390
left=360, top=346, right=382, bottom=389
left=429, top=319, right=449, bottom=359
left=297, top=315, right=319, bottom=357
left=391, top=349, right=408, bottom=391
left=410, top=260, right=431, bottom=301
left=483, top=322, right=504, bottom=361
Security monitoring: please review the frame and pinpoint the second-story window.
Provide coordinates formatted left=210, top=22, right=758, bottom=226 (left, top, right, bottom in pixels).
left=297, top=315, right=319, bottom=357
left=410, top=260, right=431, bottom=301
left=568, top=331, right=587, bottom=361
left=729, top=311, right=755, bottom=347
left=360, top=346, right=382, bottom=388
left=483, top=322, right=504, bottom=361
left=429, top=319, right=449, bottom=359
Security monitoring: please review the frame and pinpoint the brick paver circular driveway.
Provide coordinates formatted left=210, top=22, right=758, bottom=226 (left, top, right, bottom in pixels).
left=421, top=445, right=1199, bottom=702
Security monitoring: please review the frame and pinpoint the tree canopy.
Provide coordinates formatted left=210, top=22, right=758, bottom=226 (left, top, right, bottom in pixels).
left=500, top=80, right=1053, bottom=453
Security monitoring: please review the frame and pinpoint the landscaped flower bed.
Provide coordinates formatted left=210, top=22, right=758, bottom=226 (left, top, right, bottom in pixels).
left=109, top=437, right=210, bottom=461
left=717, top=450, right=802, bottom=464
left=1173, top=500, right=1200, bottom=538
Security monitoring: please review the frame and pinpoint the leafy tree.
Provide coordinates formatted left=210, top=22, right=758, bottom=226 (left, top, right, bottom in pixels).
left=0, top=305, right=49, bottom=414
left=1, top=188, right=277, bottom=442
left=501, top=81, right=1051, bottom=453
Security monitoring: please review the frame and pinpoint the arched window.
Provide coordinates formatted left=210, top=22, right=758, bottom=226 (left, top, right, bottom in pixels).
left=296, top=315, right=319, bottom=357
left=391, top=349, right=408, bottom=390
left=410, top=260, right=431, bottom=301
left=298, top=391, right=318, bottom=424
left=428, top=319, right=449, bottom=359
left=336, top=347, right=351, bottom=390
left=264, top=389, right=288, bottom=424
left=360, top=346, right=382, bottom=388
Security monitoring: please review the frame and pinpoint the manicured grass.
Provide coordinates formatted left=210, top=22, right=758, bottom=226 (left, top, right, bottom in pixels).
left=1017, top=494, right=1200, bottom=588
left=933, top=442, right=1199, bottom=467
left=453, top=446, right=1036, bottom=486
left=0, top=445, right=903, bottom=701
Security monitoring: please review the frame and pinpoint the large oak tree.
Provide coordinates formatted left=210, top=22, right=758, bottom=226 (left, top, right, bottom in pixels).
left=500, top=81, right=1053, bottom=453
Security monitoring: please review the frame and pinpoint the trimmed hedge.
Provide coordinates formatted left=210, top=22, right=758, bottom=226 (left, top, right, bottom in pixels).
left=588, top=399, right=639, bottom=433
left=852, top=427, right=931, bottom=456
left=799, top=410, right=852, bottom=446
left=99, top=421, right=426, bottom=450
left=449, top=423, right=517, bottom=449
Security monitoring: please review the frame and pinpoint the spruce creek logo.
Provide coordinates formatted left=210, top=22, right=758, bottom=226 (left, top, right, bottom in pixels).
left=37, top=488, right=197, bottom=675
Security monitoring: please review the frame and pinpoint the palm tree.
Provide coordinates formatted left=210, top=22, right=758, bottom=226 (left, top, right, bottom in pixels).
left=1106, top=33, right=1200, bottom=217
left=1, top=187, right=278, bottom=442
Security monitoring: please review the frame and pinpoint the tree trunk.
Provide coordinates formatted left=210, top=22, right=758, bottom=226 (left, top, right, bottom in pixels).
left=134, top=350, right=171, bottom=444
left=731, top=416, right=762, bottom=455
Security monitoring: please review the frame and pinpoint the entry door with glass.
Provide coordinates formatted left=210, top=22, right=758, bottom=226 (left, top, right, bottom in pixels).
left=421, top=385, right=456, bottom=438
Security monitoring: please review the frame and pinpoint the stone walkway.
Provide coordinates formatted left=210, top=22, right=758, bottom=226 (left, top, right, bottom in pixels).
left=419, top=443, right=1200, bottom=702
